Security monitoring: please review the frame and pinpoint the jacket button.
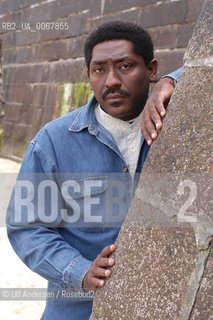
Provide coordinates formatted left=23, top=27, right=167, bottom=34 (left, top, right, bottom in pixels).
left=123, top=166, right=128, bottom=173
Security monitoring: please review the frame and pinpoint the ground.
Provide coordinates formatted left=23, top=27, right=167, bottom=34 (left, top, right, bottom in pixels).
left=0, top=158, right=46, bottom=320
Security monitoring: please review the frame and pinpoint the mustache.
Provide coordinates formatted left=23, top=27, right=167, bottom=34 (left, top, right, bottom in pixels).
left=102, top=88, right=130, bottom=100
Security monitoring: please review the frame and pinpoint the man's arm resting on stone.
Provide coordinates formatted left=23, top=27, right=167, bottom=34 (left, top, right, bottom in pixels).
left=142, top=67, right=183, bottom=145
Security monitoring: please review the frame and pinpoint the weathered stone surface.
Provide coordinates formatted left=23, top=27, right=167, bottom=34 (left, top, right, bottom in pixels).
left=185, top=0, right=213, bottom=61
left=90, top=0, right=213, bottom=319
left=190, top=245, right=213, bottom=320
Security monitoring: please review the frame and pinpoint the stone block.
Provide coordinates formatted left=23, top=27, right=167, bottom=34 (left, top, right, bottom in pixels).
left=16, top=84, right=61, bottom=129
left=4, top=102, right=21, bottom=122
left=67, top=35, right=86, bottom=59
left=176, top=23, right=195, bottom=48
left=4, top=83, right=30, bottom=103
left=9, top=64, right=59, bottom=84
left=19, top=107, right=34, bottom=125
left=89, top=0, right=102, bottom=17
left=40, top=101, right=57, bottom=127
left=0, top=17, right=6, bottom=35
left=2, top=120, right=14, bottom=142
left=1, top=120, right=31, bottom=158
left=31, top=106, right=43, bottom=133
left=90, top=0, right=213, bottom=319
left=53, top=59, right=87, bottom=83
left=37, top=85, right=60, bottom=126
left=33, top=40, right=68, bottom=63
left=2, top=28, right=18, bottom=49
left=21, top=2, right=57, bottom=26
left=155, top=50, right=185, bottom=79
left=1, top=120, right=15, bottom=157
left=103, top=0, right=159, bottom=15
left=148, top=25, right=178, bottom=50
left=186, top=0, right=204, bottom=22
left=37, top=12, right=90, bottom=43
left=5, top=46, right=31, bottom=65
left=0, top=9, right=22, bottom=37
left=28, top=35, right=85, bottom=64
left=13, top=123, right=29, bottom=142
left=0, top=1, right=9, bottom=16
left=90, top=9, right=140, bottom=29
left=58, top=0, right=91, bottom=16
left=16, top=84, right=57, bottom=127
left=8, top=0, right=38, bottom=12
left=30, top=85, right=48, bottom=107
left=42, top=85, right=58, bottom=107
left=4, top=10, right=23, bottom=32
left=2, top=67, right=17, bottom=85
left=14, top=28, right=40, bottom=48
left=114, top=9, right=141, bottom=24
left=139, top=0, right=187, bottom=28
left=12, top=124, right=33, bottom=158
left=7, top=65, right=35, bottom=84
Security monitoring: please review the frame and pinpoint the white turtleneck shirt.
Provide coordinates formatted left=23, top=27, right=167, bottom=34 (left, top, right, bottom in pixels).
left=95, top=104, right=143, bottom=181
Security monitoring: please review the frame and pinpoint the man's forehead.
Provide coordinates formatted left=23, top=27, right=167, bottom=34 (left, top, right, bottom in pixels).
left=91, top=39, right=134, bottom=63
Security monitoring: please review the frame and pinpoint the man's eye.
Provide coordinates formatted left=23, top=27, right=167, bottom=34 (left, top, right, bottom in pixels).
left=94, top=67, right=104, bottom=73
left=120, top=64, right=131, bottom=70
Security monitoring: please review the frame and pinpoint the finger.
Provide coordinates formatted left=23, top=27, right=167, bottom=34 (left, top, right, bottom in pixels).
left=96, top=257, right=115, bottom=268
left=154, top=99, right=167, bottom=118
left=143, top=107, right=158, bottom=141
left=142, top=109, right=153, bottom=145
left=141, top=125, right=153, bottom=146
left=92, top=267, right=111, bottom=278
left=149, top=104, right=163, bottom=131
left=85, top=277, right=105, bottom=289
left=98, top=244, right=116, bottom=258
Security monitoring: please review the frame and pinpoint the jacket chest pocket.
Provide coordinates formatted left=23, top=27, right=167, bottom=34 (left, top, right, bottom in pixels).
left=66, top=176, right=107, bottom=199
left=61, top=175, right=109, bottom=232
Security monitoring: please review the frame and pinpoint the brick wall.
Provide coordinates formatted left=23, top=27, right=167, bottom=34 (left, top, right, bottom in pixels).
left=0, top=41, right=3, bottom=152
left=0, top=0, right=204, bottom=159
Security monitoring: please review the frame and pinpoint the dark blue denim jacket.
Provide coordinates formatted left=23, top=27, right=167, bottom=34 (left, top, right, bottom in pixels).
left=6, top=67, right=182, bottom=320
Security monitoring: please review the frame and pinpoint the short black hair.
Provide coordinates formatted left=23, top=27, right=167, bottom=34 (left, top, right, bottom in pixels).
left=84, top=20, right=154, bottom=69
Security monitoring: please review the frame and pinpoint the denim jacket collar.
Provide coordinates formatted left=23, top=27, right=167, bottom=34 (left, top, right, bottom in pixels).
left=68, top=95, right=98, bottom=134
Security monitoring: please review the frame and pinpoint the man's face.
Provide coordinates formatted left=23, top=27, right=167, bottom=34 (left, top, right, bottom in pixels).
left=87, top=40, right=157, bottom=121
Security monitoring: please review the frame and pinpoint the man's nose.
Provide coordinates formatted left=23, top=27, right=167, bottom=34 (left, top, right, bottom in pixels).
left=105, top=69, right=121, bottom=88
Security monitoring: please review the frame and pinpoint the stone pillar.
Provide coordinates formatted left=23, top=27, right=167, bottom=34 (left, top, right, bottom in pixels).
left=90, top=0, right=213, bottom=319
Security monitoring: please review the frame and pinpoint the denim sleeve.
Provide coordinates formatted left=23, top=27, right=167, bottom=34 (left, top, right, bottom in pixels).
left=6, top=139, right=92, bottom=289
left=162, top=67, right=183, bottom=86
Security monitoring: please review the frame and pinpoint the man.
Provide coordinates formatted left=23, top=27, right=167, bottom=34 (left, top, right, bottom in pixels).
left=6, top=21, right=181, bottom=319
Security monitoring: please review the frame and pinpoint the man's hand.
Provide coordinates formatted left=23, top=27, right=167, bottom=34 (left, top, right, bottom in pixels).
left=82, top=244, right=116, bottom=289
left=142, top=77, right=175, bottom=145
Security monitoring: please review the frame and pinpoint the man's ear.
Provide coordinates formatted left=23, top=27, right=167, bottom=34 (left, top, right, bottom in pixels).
left=148, top=59, right=158, bottom=82
left=87, top=69, right=93, bottom=90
